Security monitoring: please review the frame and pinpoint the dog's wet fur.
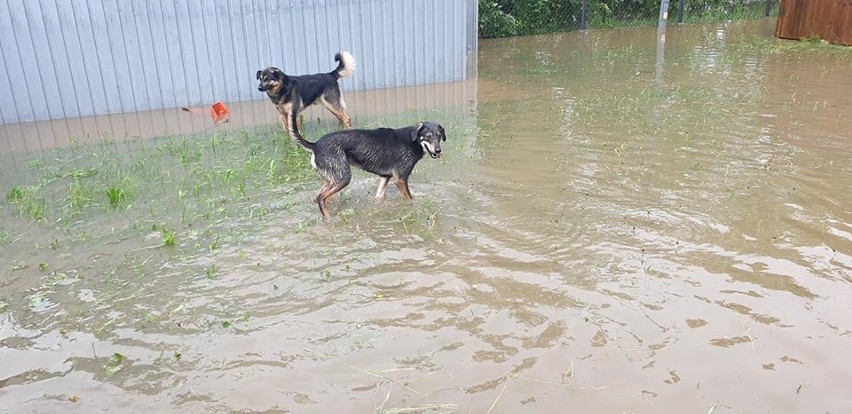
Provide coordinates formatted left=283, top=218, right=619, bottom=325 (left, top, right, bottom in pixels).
left=289, top=121, right=447, bottom=220
left=256, top=51, right=355, bottom=140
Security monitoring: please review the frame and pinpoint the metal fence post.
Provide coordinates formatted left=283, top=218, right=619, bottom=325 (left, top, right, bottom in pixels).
left=581, top=0, right=587, bottom=30
left=658, top=0, right=670, bottom=30
left=765, top=0, right=771, bottom=17
left=656, top=0, right=670, bottom=86
left=679, top=0, right=684, bottom=23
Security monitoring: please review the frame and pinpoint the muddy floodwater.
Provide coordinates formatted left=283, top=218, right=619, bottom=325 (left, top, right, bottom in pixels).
left=2, top=20, right=851, bottom=413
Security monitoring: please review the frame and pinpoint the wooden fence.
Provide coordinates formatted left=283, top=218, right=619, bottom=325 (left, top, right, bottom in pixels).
left=776, top=0, right=852, bottom=45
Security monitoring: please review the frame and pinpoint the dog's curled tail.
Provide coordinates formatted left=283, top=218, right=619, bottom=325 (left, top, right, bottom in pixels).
left=332, top=51, right=356, bottom=79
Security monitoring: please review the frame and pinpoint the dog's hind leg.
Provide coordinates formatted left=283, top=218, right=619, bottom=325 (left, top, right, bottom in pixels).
left=375, top=176, right=390, bottom=199
left=315, top=163, right=352, bottom=220
left=320, top=92, right=352, bottom=129
left=315, top=182, right=333, bottom=220
left=393, top=175, right=413, bottom=200
left=317, top=181, right=350, bottom=220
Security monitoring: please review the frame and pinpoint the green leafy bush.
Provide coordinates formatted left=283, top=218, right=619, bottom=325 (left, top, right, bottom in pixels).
left=479, top=0, right=518, bottom=38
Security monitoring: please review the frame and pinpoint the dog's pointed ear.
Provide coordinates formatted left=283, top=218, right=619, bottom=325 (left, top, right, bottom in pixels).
left=410, top=122, right=424, bottom=142
left=256, top=70, right=261, bottom=80
left=438, top=124, right=446, bottom=142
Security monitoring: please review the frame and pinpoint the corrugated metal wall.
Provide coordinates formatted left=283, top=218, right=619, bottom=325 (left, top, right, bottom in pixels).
left=0, top=0, right=478, bottom=124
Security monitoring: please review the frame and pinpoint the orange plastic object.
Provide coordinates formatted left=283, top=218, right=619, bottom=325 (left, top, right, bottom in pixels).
left=210, top=101, right=229, bottom=123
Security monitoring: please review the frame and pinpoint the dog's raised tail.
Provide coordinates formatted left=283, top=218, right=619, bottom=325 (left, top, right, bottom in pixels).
left=288, top=131, right=316, bottom=153
left=332, top=51, right=356, bottom=79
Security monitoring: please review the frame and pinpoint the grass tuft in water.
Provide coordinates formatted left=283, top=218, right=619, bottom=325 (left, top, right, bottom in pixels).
left=7, top=186, right=24, bottom=202
left=105, top=352, right=125, bottom=376
left=730, top=35, right=852, bottom=58
left=6, top=185, right=46, bottom=221
left=205, top=263, right=217, bottom=279
left=208, top=233, right=220, bottom=251
left=801, top=35, right=825, bottom=44
left=394, top=197, right=439, bottom=236
left=160, top=228, right=176, bottom=247
left=66, top=178, right=97, bottom=214
left=106, top=185, right=134, bottom=209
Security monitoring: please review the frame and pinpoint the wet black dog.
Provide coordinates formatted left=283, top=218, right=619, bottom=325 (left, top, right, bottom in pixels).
left=289, top=121, right=447, bottom=220
left=256, top=51, right=355, bottom=140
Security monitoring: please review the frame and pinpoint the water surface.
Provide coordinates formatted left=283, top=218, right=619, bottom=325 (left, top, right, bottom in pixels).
left=2, top=19, right=851, bottom=413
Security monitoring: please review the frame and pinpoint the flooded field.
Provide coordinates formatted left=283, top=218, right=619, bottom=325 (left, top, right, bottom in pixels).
left=2, top=19, right=851, bottom=413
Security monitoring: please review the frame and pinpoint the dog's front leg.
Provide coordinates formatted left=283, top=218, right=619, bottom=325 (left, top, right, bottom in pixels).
left=275, top=102, right=292, bottom=136
left=375, top=176, right=390, bottom=199
left=279, top=112, right=290, bottom=135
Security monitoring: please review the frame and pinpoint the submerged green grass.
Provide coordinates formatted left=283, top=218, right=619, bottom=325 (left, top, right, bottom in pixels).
left=728, top=34, right=852, bottom=60
left=106, top=184, right=134, bottom=210
left=2, top=124, right=316, bottom=228
left=7, top=185, right=46, bottom=221
left=0, top=110, right=471, bottom=336
left=0, top=123, right=322, bottom=333
left=0, top=122, right=327, bottom=302
left=1, top=109, right=467, bottom=241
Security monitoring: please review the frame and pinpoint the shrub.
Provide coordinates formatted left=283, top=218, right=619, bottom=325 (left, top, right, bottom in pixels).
left=479, top=0, right=518, bottom=38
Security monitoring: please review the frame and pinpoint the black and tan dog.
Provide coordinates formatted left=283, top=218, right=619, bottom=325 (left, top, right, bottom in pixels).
left=256, top=51, right=355, bottom=140
left=288, top=121, right=447, bottom=220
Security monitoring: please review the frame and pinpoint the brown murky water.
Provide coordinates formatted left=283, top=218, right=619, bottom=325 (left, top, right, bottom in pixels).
left=2, top=20, right=852, bottom=413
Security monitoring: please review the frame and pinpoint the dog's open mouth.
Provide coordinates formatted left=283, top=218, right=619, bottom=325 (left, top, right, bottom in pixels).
left=419, top=140, right=441, bottom=159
